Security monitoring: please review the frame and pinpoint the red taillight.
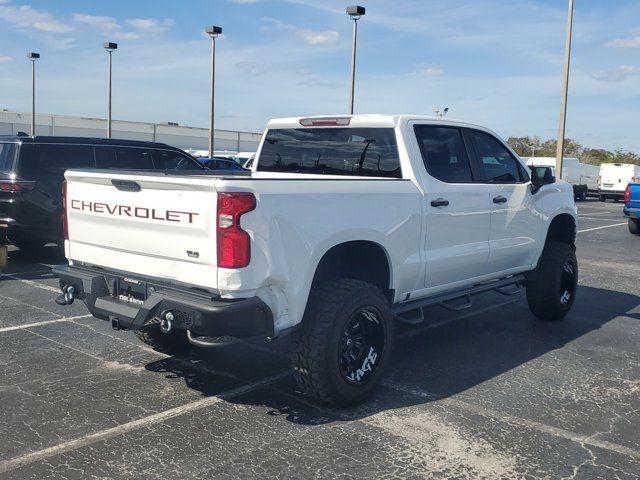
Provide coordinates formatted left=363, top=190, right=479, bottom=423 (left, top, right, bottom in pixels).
left=217, top=192, right=255, bottom=268
left=624, top=184, right=630, bottom=203
left=62, top=180, right=69, bottom=241
left=0, top=181, right=34, bottom=192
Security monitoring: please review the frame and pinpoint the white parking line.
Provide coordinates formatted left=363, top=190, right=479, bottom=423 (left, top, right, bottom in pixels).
left=0, top=315, right=91, bottom=333
left=578, top=216, right=624, bottom=221
left=578, top=222, right=627, bottom=233
left=1, top=273, right=59, bottom=293
left=578, top=211, right=611, bottom=216
left=382, top=380, right=640, bottom=461
left=0, top=371, right=290, bottom=474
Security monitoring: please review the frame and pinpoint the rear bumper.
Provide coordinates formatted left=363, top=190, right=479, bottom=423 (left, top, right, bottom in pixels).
left=53, top=264, right=274, bottom=338
left=623, top=207, right=639, bottom=219
left=598, top=189, right=624, bottom=198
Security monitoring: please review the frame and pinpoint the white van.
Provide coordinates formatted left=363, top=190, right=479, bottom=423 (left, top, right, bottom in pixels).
left=598, top=163, right=640, bottom=202
left=525, top=157, right=594, bottom=200
left=580, top=163, right=600, bottom=196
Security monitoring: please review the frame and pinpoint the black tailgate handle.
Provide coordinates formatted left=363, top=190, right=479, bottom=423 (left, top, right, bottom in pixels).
left=111, top=180, right=141, bottom=192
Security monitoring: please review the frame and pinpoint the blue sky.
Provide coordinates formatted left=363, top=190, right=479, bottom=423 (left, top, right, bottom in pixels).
left=0, top=0, right=639, bottom=151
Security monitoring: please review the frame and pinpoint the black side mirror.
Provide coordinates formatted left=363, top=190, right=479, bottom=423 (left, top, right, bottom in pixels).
left=530, top=166, right=556, bottom=193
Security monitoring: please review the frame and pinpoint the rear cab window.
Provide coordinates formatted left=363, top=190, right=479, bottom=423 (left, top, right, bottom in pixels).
left=257, top=127, right=402, bottom=178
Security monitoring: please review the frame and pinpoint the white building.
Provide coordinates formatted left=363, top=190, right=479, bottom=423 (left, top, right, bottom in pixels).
left=0, top=110, right=262, bottom=153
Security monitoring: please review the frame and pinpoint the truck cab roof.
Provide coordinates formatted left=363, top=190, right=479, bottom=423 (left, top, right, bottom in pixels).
left=266, top=114, right=493, bottom=132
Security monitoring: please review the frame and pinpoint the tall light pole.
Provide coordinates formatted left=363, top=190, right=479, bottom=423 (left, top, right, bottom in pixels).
left=555, top=0, right=574, bottom=179
left=205, top=26, right=222, bottom=158
left=346, top=6, right=365, bottom=115
left=27, top=52, right=40, bottom=136
left=104, top=42, right=118, bottom=139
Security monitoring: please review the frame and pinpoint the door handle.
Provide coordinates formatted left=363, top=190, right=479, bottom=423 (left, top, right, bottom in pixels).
left=430, top=198, right=449, bottom=207
left=492, top=195, right=508, bottom=204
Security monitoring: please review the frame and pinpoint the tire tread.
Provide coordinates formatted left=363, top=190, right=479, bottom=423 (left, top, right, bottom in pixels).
left=292, top=278, right=391, bottom=406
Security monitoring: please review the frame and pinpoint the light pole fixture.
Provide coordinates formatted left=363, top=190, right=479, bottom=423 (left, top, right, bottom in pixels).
left=555, top=0, right=574, bottom=179
left=205, top=25, right=222, bottom=158
left=104, top=42, right=118, bottom=139
left=27, top=52, right=40, bottom=137
left=346, top=6, right=365, bottom=115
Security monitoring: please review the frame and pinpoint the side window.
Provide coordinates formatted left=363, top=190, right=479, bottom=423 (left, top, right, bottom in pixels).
left=96, top=147, right=154, bottom=169
left=469, top=130, right=523, bottom=183
left=18, top=144, right=94, bottom=179
left=152, top=150, right=200, bottom=170
left=414, top=126, right=474, bottom=183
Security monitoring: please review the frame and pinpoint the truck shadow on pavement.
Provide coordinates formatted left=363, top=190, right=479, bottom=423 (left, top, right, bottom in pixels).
left=144, top=285, right=639, bottom=425
left=2, top=245, right=66, bottom=275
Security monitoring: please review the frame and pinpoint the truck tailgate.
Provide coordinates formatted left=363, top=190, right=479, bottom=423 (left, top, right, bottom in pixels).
left=65, top=170, right=219, bottom=289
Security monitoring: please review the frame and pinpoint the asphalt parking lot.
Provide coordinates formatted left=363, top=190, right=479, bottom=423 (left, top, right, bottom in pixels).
left=0, top=199, right=638, bottom=479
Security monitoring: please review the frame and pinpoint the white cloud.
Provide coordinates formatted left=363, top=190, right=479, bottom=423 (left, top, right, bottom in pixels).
left=0, top=4, right=72, bottom=33
left=33, top=21, right=72, bottom=33
left=0, top=54, right=11, bottom=62
left=113, top=31, right=140, bottom=40
left=261, top=19, right=339, bottom=46
left=591, top=65, right=640, bottom=82
left=73, top=13, right=119, bottom=31
left=419, top=66, right=444, bottom=77
left=297, top=29, right=339, bottom=45
left=126, top=18, right=173, bottom=31
left=72, top=14, right=171, bottom=41
left=607, top=36, right=640, bottom=48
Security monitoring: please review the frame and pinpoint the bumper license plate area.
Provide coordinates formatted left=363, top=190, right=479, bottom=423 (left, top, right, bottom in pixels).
left=117, top=277, right=147, bottom=305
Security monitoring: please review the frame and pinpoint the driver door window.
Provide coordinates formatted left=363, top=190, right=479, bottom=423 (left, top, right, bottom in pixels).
left=468, top=130, right=523, bottom=183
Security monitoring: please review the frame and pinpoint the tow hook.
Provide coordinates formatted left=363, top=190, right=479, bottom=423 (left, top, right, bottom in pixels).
left=55, top=285, right=76, bottom=306
left=160, top=311, right=174, bottom=334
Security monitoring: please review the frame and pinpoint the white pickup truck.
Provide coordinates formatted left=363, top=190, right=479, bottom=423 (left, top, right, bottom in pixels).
left=54, top=115, right=578, bottom=405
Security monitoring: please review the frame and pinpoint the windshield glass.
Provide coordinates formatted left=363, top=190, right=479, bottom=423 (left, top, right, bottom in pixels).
left=0, top=142, right=17, bottom=173
left=257, top=127, right=401, bottom=178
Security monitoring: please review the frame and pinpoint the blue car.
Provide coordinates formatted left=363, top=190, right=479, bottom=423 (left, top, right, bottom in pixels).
left=623, top=183, right=640, bottom=235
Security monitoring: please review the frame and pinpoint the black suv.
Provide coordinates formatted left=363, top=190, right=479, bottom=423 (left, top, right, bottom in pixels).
left=0, top=136, right=203, bottom=251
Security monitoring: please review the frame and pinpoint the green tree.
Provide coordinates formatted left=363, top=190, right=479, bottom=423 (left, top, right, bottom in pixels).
left=506, top=136, right=542, bottom=157
left=582, top=149, right=613, bottom=165
left=612, top=149, right=640, bottom=165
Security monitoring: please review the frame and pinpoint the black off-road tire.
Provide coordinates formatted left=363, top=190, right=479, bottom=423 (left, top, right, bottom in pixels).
left=292, top=279, right=394, bottom=406
left=526, top=241, right=578, bottom=321
left=134, top=326, right=191, bottom=355
left=629, top=219, right=640, bottom=235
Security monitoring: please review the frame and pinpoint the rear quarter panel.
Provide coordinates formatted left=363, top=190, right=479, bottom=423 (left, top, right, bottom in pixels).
left=215, top=176, right=423, bottom=333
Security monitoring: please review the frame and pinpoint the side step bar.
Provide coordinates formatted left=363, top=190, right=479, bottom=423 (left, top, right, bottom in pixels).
left=393, top=275, right=525, bottom=324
